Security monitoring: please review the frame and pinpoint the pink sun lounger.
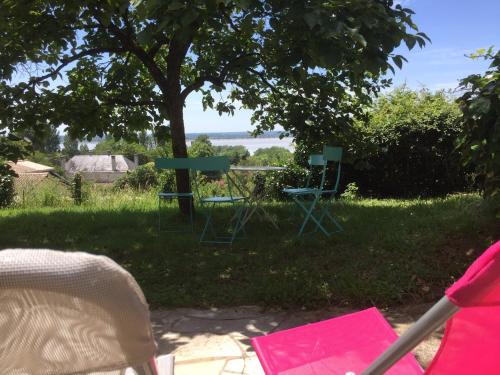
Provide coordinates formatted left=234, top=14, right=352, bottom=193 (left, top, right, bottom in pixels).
left=252, top=240, right=500, bottom=375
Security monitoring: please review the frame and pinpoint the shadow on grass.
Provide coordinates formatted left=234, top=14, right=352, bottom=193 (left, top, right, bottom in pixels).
left=0, top=195, right=497, bottom=309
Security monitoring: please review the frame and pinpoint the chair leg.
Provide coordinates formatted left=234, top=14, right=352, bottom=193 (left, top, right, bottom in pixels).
left=316, top=202, right=343, bottom=232
left=231, top=202, right=248, bottom=241
left=199, top=203, right=215, bottom=243
left=293, top=195, right=330, bottom=237
left=158, top=197, right=161, bottom=232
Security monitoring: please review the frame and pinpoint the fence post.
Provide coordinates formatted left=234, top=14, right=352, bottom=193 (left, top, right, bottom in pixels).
left=72, top=173, right=82, bottom=205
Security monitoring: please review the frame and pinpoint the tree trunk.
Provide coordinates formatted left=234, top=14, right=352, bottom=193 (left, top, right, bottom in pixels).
left=168, top=96, right=192, bottom=215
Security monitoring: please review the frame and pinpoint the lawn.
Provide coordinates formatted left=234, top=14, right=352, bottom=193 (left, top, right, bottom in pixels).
left=0, top=191, right=498, bottom=309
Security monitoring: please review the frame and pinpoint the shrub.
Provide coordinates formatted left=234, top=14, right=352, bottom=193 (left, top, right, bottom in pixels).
left=457, top=48, right=500, bottom=198
left=0, top=165, right=15, bottom=208
left=214, top=145, right=250, bottom=164
left=245, top=146, right=293, bottom=166
left=352, top=87, right=468, bottom=197
left=114, top=163, right=159, bottom=190
left=260, top=161, right=308, bottom=200
left=340, top=182, right=360, bottom=200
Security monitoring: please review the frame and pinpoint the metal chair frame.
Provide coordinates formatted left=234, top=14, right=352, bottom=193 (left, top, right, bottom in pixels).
left=284, top=146, right=343, bottom=237
left=155, top=158, right=194, bottom=233
left=190, top=156, right=248, bottom=244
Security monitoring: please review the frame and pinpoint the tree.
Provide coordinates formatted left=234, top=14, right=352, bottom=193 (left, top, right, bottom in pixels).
left=251, top=146, right=292, bottom=165
left=93, top=137, right=149, bottom=164
left=17, top=126, right=60, bottom=153
left=79, top=143, right=90, bottom=154
left=188, top=135, right=215, bottom=157
left=0, top=0, right=427, bottom=213
left=0, top=131, right=32, bottom=207
left=62, top=135, right=79, bottom=158
left=214, top=145, right=249, bottom=164
left=457, top=48, right=500, bottom=198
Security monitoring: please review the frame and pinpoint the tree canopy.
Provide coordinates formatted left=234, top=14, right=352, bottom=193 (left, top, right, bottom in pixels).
left=0, top=0, right=427, bottom=209
left=457, top=48, right=500, bottom=198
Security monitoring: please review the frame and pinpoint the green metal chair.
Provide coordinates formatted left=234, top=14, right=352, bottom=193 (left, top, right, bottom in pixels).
left=190, top=156, right=248, bottom=244
left=155, top=158, right=194, bottom=232
left=283, top=146, right=343, bottom=237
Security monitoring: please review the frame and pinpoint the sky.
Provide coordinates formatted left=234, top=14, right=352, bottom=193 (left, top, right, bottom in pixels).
left=185, top=0, right=500, bottom=133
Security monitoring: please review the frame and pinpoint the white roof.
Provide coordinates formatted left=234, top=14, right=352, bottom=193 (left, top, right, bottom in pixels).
left=8, top=160, right=54, bottom=174
left=65, top=155, right=135, bottom=173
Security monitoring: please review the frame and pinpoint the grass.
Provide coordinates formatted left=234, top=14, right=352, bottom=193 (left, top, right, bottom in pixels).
left=0, top=188, right=498, bottom=309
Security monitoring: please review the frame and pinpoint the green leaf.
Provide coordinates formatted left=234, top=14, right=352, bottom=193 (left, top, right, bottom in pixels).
left=303, top=12, right=319, bottom=29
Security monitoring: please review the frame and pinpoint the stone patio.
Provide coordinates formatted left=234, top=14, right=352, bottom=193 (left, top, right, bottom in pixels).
left=151, top=304, right=443, bottom=375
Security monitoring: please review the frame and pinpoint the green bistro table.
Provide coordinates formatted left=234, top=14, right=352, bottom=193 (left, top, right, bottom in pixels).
left=229, top=165, right=285, bottom=229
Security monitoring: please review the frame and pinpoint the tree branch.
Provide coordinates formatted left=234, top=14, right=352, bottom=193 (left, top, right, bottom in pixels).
left=148, top=34, right=170, bottom=57
left=28, top=47, right=125, bottom=85
left=180, top=53, right=260, bottom=100
left=246, top=68, right=278, bottom=94
left=103, top=98, right=163, bottom=107
left=98, top=14, right=170, bottom=93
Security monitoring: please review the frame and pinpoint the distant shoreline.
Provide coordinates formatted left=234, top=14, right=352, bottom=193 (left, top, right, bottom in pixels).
left=185, top=130, right=286, bottom=140
left=74, top=131, right=294, bottom=154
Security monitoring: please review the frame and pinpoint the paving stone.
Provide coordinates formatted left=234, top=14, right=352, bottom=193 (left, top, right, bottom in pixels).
left=150, top=304, right=442, bottom=374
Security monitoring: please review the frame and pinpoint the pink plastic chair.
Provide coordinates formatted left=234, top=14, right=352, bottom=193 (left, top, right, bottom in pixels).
left=252, top=240, right=500, bottom=375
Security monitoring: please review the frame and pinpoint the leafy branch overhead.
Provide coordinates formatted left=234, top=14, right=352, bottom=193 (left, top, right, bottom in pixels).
left=457, top=48, right=500, bottom=197
left=0, top=0, right=427, bottom=206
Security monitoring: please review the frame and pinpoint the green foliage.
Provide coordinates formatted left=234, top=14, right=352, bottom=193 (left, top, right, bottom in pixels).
left=341, top=182, right=360, bottom=200
left=0, top=171, right=14, bottom=208
left=188, top=135, right=215, bottom=158
left=0, top=132, right=32, bottom=207
left=93, top=136, right=170, bottom=164
left=62, top=135, right=79, bottom=158
left=79, top=143, right=90, bottom=154
left=246, top=147, right=293, bottom=166
left=0, top=131, right=32, bottom=167
left=350, top=87, right=466, bottom=197
left=114, top=162, right=159, bottom=190
left=17, top=126, right=60, bottom=153
left=457, top=48, right=500, bottom=198
left=0, top=0, right=425, bottom=170
left=214, top=145, right=249, bottom=165
left=259, top=161, right=309, bottom=200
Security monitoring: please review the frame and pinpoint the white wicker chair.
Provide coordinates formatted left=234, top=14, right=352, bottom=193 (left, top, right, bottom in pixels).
left=0, top=249, right=174, bottom=375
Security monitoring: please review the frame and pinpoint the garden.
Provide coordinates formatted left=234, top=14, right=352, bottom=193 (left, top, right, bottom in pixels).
left=1, top=87, right=498, bottom=309
left=1, top=2, right=500, bottom=373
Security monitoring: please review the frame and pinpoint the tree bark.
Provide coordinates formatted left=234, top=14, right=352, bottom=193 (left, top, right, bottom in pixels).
left=167, top=94, right=192, bottom=215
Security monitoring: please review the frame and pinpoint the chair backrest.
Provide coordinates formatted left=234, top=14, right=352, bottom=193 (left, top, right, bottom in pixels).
left=425, top=240, right=500, bottom=374
left=323, top=145, right=342, bottom=162
left=0, top=249, right=157, bottom=375
left=364, top=240, right=500, bottom=374
left=155, top=157, right=192, bottom=170
left=305, top=154, right=328, bottom=190
left=323, top=145, right=342, bottom=193
left=190, top=156, right=230, bottom=172
left=188, top=156, right=238, bottom=201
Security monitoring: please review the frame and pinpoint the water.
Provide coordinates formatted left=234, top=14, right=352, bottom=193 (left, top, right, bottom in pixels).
left=82, top=132, right=295, bottom=155
left=186, top=136, right=294, bottom=155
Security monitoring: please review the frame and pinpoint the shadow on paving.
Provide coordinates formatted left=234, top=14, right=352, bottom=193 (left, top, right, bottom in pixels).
left=149, top=304, right=442, bottom=374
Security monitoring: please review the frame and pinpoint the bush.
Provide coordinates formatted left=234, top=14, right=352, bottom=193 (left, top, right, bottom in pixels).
left=457, top=48, right=500, bottom=198
left=0, top=166, right=15, bottom=208
left=214, top=145, right=250, bottom=164
left=245, top=146, right=293, bottom=166
left=350, top=87, right=468, bottom=197
left=340, top=182, right=360, bottom=200
left=259, top=161, right=308, bottom=200
left=114, top=163, right=159, bottom=190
